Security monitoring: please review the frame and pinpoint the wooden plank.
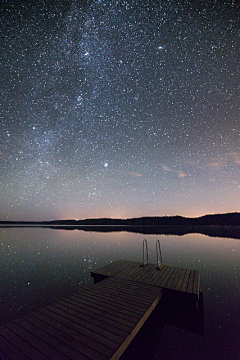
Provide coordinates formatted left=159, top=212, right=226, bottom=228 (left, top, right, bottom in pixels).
left=174, top=268, right=187, bottom=291
left=164, top=267, right=179, bottom=289
left=114, top=262, right=141, bottom=280
left=0, top=324, right=56, bottom=360
left=192, top=270, right=200, bottom=298
left=105, top=260, right=132, bottom=275
left=92, top=260, right=138, bottom=279
left=147, top=266, right=172, bottom=287
left=109, top=263, right=140, bottom=283
left=0, top=334, right=31, bottom=360
left=186, top=270, right=195, bottom=293
left=69, top=289, right=143, bottom=317
left=76, top=291, right=150, bottom=316
left=50, top=301, right=126, bottom=344
left=164, top=268, right=179, bottom=289
left=65, top=283, right=148, bottom=318
left=51, top=297, right=135, bottom=330
left=110, top=260, right=140, bottom=279
left=7, top=320, right=74, bottom=360
left=40, top=304, right=129, bottom=340
left=21, top=314, right=109, bottom=360
left=92, top=260, right=122, bottom=276
left=144, top=265, right=165, bottom=284
left=97, top=279, right=159, bottom=304
left=40, top=297, right=131, bottom=336
left=12, top=317, right=96, bottom=360
left=157, top=267, right=175, bottom=288
left=58, top=296, right=141, bottom=324
left=30, top=310, right=114, bottom=358
left=165, top=268, right=181, bottom=290
left=131, top=266, right=154, bottom=284
left=42, top=304, right=124, bottom=346
left=147, top=265, right=165, bottom=286
left=180, top=269, right=191, bottom=292
left=90, top=276, right=159, bottom=301
left=75, top=289, right=154, bottom=318
left=71, top=289, right=146, bottom=315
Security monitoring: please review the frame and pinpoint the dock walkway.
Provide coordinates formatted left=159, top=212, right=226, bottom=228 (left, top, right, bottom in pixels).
left=0, top=260, right=200, bottom=360
left=0, top=276, right=162, bottom=360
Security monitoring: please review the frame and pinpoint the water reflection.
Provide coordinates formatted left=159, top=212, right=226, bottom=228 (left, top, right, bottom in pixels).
left=1, top=228, right=239, bottom=359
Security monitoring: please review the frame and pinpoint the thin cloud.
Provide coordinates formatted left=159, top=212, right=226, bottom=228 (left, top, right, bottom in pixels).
left=177, top=171, right=187, bottom=179
left=207, top=161, right=225, bottom=170
left=163, top=165, right=187, bottom=178
left=206, top=152, right=240, bottom=170
left=228, top=152, right=240, bottom=164
left=116, top=170, right=143, bottom=177
left=162, top=165, right=172, bottom=172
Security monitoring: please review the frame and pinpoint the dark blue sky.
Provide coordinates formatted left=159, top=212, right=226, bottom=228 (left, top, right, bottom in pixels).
left=1, top=0, right=239, bottom=221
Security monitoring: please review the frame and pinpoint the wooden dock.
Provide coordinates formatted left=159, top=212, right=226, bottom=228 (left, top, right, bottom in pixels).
left=91, top=260, right=200, bottom=301
left=0, top=277, right=162, bottom=360
left=0, top=260, right=200, bottom=360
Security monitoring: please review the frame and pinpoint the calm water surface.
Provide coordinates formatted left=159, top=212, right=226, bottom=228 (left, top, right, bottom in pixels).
left=1, top=228, right=239, bottom=359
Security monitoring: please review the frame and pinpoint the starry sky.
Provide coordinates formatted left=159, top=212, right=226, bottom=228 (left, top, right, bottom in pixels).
left=0, top=0, right=239, bottom=221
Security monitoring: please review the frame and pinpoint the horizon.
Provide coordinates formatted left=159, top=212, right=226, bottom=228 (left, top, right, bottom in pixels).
left=1, top=210, right=240, bottom=223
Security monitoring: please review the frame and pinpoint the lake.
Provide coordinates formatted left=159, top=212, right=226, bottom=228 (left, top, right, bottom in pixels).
left=1, top=227, right=239, bottom=359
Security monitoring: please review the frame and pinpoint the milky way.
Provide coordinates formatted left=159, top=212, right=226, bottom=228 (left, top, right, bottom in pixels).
left=1, top=1, right=239, bottom=220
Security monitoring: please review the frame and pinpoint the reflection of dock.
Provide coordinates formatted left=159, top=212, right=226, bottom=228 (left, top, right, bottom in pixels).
left=0, top=260, right=201, bottom=360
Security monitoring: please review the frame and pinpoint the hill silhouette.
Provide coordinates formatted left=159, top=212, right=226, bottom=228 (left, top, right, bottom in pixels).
left=1, top=212, right=240, bottom=226
left=0, top=212, right=239, bottom=239
left=51, top=213, right=238, bottom=225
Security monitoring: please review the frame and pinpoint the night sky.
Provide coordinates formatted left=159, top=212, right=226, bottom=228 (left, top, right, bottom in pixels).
left=1, top=1, right=239, bottom=221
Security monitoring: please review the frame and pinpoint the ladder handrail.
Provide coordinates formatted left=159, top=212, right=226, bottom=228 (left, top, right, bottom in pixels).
left=156, top=239, right=163, bottom=269
left=140, top=239, right=149, bottom=267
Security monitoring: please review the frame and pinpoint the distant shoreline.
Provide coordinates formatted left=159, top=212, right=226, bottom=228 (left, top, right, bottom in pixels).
left=0, top=212, right=239, bottom=227
left=0, top=213, right=239, bottom=239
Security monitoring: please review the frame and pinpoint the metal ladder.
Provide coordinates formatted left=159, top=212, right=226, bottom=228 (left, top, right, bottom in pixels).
left=156, top=239, right=163, bottom=269
left=140, top=239, right=149, bottom=267
left=140, top=239, right=163, bottom=269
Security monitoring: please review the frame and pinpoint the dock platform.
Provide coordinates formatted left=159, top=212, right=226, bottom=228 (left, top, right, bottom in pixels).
left=91, top=260, right=200, bottom=301
left=0, top=260, right=200, bottom=360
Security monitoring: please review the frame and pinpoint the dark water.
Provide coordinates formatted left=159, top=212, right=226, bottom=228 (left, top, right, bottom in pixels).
left=1, top=228, right=239, bottom=359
